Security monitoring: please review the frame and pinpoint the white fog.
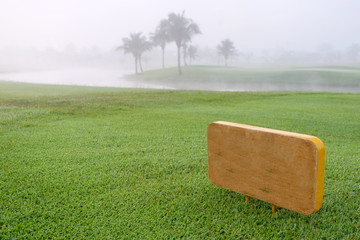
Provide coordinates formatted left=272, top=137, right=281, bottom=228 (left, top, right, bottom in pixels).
left=0, top=0, right=360, bottom=91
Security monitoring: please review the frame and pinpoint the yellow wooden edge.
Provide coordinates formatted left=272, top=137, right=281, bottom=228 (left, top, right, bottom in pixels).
left=304, top=136, right=325, bottom=214
left=215, top=121, right=317, bottom=139
left=213, top=121, right=325, bottom=214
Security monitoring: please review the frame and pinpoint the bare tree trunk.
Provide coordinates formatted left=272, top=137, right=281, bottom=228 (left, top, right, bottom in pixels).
left=161, top=47, right=165, bottom=69
left=135, top=56, right=138, bottom=74
left=225, top=56, right=228, bottom=67
left=139, top=55, right=144, bottom=72
left=177, top=44, right=182, bottom=75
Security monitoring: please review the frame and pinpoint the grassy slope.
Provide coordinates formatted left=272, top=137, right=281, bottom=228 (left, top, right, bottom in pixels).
left=1, top=81, right=359, bottom=239
left=127, top=65, right=360, bottom=87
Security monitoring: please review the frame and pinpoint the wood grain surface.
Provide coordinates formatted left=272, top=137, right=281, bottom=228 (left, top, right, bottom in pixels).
left=207, top=121, right=325, bottom=215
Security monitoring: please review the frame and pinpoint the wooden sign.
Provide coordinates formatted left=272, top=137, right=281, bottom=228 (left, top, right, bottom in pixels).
left=207, top=121, right=325, bottom=215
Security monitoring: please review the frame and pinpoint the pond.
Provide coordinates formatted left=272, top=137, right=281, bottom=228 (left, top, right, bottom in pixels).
left=1, top=68, right=359, bottom=93
left=0, top=68, right=171, bottom=89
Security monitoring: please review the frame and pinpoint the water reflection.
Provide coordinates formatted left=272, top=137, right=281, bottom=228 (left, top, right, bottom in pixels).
left=0, top=68, right=359, bottom=93
left=0, top=68, right=172, bottom=89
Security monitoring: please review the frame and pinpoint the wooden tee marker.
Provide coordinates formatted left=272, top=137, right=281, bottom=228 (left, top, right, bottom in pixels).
left=207, top=121, right=325, bottom=215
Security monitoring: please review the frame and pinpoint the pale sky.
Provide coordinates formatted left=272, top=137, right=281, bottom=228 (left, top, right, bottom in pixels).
left=1, top=0, right=359, bottom=52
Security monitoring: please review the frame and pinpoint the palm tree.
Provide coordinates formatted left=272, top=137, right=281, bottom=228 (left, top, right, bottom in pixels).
left=150, top=19, right=170, bottom=69
left=166, top=11, right=201, bottom=75
left=187, top=45, right=198, bottom=66
left=117, top=32, right=151, bottom=74
left=217, top=39, right=236, bottom=66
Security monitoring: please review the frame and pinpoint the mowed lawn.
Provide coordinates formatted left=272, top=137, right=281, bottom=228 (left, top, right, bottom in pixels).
left=0, top=81, right=359, bottom=239
left=127, top=65, right=360, bottom=90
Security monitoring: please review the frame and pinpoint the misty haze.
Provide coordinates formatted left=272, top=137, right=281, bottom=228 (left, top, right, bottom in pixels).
left=0, top=0, right=360, bottom=92
left=2, top=1, right=360, bottom=238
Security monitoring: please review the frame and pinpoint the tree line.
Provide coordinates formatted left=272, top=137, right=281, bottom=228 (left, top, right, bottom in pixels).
left=117, top=11, right=237, bottom=75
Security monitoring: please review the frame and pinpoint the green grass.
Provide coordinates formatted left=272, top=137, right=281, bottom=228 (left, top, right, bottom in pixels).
left=1, top=80, right=359, bottom=239
left=127, top=65, right=360, bottom=89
